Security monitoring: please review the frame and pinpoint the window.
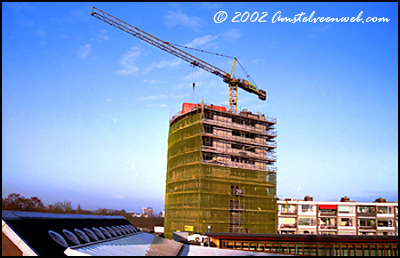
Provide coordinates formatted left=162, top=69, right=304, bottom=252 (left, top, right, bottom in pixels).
left=48, top=230, right=69, bottom=248
left=338, top=206, right=354, bottom=213
left=359, top=219, right=376, bottom=228
left=299, top=217, right=316, bottom=226
left=279, top=217, right=296, bottom=228
left=377, top=206, right=392, bottom=214
left=127, top=225, right=136, bottom=233
left=319, top=218, right=336, bottom=228
left=281, top=230, right=295, bottom=234
left=99, top=227, right=111, bottom=238
left=202, top=152, right=213, bottom=161
left=84, top=228, right=99, bottom=241
left=246, top=132, right=255, bottom=139
left=339, top=218, right=354, bottom=227
left=131, top=225, right=139, bottom=233
left=203, top=137, right=213, bottom=147
left=116, top=226, right=126, bottom=234
left=377, top=219, right=393, bottom=227
left=106, top=227, right=118, bottom=236
left=232, top=130, right=255, bottom=139
left=319, top=208, right=336, bottom=214
left=226, top=241, right=234, bottom=249
left=232, top=130, right=241, bottom=137
left=232, top=117, right=245, bottom=125
left=125, top=225, right=132, bottom=233
left=92, top=227, right=106, bottom=239
left=111, top=226, right=122, bottom=236
left=231, top=156, right=254, bottom=164
left=301, top=205, right=315, bottom=213
left=63, top=229, right=80, bottom=245
left=121, top=225, right=132, bottom=233
left=358, top=206, right=376, bottom=214
left=74, top=228, right=90, bottom=243
left=244, top=146, right=256, bottom=153
left=231, top=143, right=243, bottom=150
left=203, top=125, right=213, bottom=134
left=234, top=242, right=242, bottom=249
left=280, top=204, right=297, bottom=214
left=205, top=111, right=213, bottom=120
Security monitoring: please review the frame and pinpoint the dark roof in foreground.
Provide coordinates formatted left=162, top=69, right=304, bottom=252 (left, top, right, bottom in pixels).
left=2, top=210, right=182, bottom=256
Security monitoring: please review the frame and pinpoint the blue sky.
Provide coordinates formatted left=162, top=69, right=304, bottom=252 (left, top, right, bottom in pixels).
left=2, top=2, right=398, bottom=213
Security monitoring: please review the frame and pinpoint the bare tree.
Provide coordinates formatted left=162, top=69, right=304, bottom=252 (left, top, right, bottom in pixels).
left=48, top=200, right=73, bottom=213
left=2, top=193, right=45, bottom=212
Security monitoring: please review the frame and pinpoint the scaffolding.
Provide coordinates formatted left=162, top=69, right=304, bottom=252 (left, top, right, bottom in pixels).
left=164, top=104, right=277, bottom=239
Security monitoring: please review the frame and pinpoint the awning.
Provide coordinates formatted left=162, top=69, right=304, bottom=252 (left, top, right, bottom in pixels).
left=318, top=204, right=337, bottom=210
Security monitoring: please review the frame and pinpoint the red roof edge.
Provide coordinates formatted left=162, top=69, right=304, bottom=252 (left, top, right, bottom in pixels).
left=181, top=103, right=227, bottom=114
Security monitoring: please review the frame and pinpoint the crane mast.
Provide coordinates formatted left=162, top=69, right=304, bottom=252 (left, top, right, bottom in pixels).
left=91, top=7, right=266, bottom=113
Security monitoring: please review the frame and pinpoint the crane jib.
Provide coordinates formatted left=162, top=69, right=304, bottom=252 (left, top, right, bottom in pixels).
left=91, top=7, right=267, bottom=112
left=91, top=8, right=227, bottom=79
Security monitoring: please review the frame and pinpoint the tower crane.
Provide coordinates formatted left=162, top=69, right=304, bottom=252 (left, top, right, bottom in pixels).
left=91, top=7, right=266, bottom=113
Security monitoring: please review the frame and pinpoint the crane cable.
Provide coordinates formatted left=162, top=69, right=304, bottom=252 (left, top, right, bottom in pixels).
left=171, top=43, right=235, bottom=59
left=236, top=59, right=258, bottom=88
left=173, top=43, right=259, bottom=88
left=174, top=43, right=258, bottom=86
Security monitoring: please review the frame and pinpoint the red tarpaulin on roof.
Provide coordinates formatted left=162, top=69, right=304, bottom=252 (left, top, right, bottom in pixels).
left=318, top=204, right=337, bottom=210
left=211, top=105, right=227, bottom=112
left=181, top=103, right=200, bottom=114
left=181, top=103, right=227, bottom=114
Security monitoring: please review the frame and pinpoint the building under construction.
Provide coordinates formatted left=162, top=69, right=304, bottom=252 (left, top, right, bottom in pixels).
left=164, top=103, right=277, bottom=239
left=91, top=7, right=277, bottom=240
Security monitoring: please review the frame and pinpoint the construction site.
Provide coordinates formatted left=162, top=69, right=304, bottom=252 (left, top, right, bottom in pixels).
left=91, top=7, right=277, bottom=240
left=164, top=103, right=277, bottom=239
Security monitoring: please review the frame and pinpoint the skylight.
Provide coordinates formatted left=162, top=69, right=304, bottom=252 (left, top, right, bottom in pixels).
left=74, top=228, right=90, bottom=243
left=48, top=230, right=69, bottom=248
left=63, top=229, right=80, bottom=245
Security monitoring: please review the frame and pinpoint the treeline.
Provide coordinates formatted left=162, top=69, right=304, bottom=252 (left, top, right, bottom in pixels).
left=130, top=216, right=164, bottom=230
left=3, top=193, right=131, bottom=217
left=2, top=193, right=165, bottom=231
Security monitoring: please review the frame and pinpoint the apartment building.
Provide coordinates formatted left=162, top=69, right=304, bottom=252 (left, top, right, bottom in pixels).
left=142, top=207, right=155, bottom=218
left=164, top=103, right=277, bottom=239
left=277, top=196, right=398, bottom=236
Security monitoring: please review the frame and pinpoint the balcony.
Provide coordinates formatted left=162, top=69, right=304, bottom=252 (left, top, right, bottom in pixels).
left=319, top=225, right=337, bottom=230
left=279, top=209, right=297, bottom=216
left=359, top=225, right=376, bottom=230
left=318, top=205, right=337, bottom=216
left=319, top=210, right=337, bottom=216
left=279, top=224, right=296, bottom=229
left=357, top=206, right=376, bottom=217
left=357, top=211, right=376, bottom=217
left=359, top=218, right=377, bottom=230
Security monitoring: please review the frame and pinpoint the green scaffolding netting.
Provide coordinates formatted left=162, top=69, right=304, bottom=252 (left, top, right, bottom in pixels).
left=165, top=111, right=277, bottom=239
